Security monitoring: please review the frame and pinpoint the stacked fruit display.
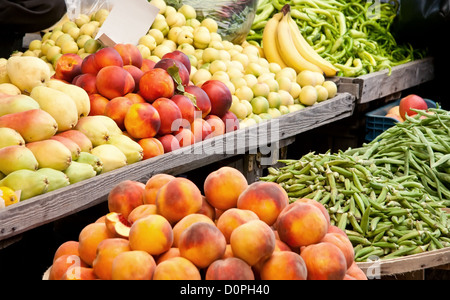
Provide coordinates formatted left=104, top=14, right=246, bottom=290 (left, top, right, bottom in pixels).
left=45, top=166, right=367, bottom=280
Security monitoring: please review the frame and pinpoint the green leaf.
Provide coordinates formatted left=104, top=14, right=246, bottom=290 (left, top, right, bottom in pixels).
left=183, top=91, right=199, bottom=110
left=167, top=63, right=185, bottom=94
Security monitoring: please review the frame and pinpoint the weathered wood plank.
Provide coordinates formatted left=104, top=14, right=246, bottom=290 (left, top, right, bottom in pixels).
left=0, top=93, right=355, bottom=241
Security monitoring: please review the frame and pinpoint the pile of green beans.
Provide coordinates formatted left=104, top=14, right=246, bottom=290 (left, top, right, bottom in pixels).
left=248, top=0, right=427, bottom=77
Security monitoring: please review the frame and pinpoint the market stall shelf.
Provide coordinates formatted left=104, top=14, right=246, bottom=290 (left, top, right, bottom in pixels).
left=338, top=57, right=435, bottom=104
left=0, top=93, right=355, bottom=242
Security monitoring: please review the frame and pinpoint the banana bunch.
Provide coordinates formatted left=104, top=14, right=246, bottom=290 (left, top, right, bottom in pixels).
left=262, top=4, right=338, bottom=77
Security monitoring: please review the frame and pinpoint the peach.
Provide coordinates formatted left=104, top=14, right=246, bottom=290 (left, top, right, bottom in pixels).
left=81, top=53, right=100, bottom=75
left=154, top=58, right=190, bottom=87
left=96, top=65, right=135, bottom=99
left=49, top=254, right=87, bottom=280
left=141, top=58, right=156, bottom=73
left=114, top=43, right=143, bottom=68
left=143, top=173, right=175, bottom=204
left=221, top=111, right=240, bottom=133
left=88, top=93, right=109, bottom=116
left=157, top=134, right=180, bottom=153
left=321, top=232, right=355, bottom=269
left=274, top=239, right=292, bottom=252
left=205, top=115, right=225, bottom=138
left=276, top=202, right=328, bottom=248
left=184, top=85, right=211, bottom=118
left=123, top=65, right=144, bottom=93
left=327, top=225, right=347, bottom=237
left=230, top=219, right=275, bottom=266
left=152, top=97, right=183, bottom=135
left=78, top=222, right=114, bottom=266
left=300, top=242, right=347, bottom=280
left=74, top=73, right=98, bottom=95
left=205, top=257, right=255, bottom=280
left=346, top=262, right=368, bottom=280
left=104, top=96, right=134, bottom=130
left=94, top=47, right=124, bottom=69
left=178, top=222, right=227, bottom=269
left=172, top=213, right=215, bottom=247
left=54, top=53, right=83, bottom=83
left=157, top=247, right=181, bottom=264
left=197, top=195, right=216, bottom=220
left=53, top=241, right=80, bottom=262
left=138, top=137, right=165, bottom=160
left=127, top=204, right=157, bottom=224
left=96, top=215, right=106, bottom=223
left=171, top=94, right=196, bottom=125
left=124, top=102, right=161, bottom=139
left=216, top=208, right=259, bottom=243
left=201, top=80, right=232, bottom=118
left=153, top=256, right=201, bottom=280
left=111, top=250, right=156, bottom=280
left=105, top=212, right=131, bottom=239
left=155, top=177, right=203, bottom=224
left=60, top=267, right=97, bottom=280
left=139, top=68, right=174, bottom=103
left=294, top=198, right=331, bottom=226
left=92, top=238, right=131, bottom=280
left=174, top=127, right=195, bottom=148
left=129, top=214, right=173, bottom=255
left=237, top=181, right=289, bottom=226
left=260, top=251, right=307, bottom=280
left=124, top=92, right=146, bottom=103
left=190, top=118, right=213, bottom=143
left=204, top=166, right=249, bottom=210
left=162, top=50, right=191, bottom=74
left=107, top=180, right=145, bottom=220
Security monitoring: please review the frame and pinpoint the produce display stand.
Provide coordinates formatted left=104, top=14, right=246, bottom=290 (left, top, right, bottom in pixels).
left=337, top=57, right=435, bottom=104
left=0, top=92, right=355, bottom=243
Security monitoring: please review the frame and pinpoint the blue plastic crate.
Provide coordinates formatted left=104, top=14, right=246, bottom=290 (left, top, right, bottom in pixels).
left=365, top=98, right=437, bottom=142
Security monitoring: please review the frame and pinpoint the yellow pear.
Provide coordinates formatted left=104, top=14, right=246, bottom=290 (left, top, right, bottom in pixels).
left=30, top=86, right=79, bottom=132
left=107, top=134, right=143, bottom=164
left=75, top=116, right=111, bottom=147
left=0, top=83, right=21, bottom=95
left=0, top=94, right=40, bottom=116
left=45, top=79, right=90, bottom=118
left=26, top=139, right=72, bottom=171
left=92, top=115, right=123, bottom=137
left=0, top=58, right=10, bottom=84
left=91, top=144, right=127, bottom=173
left=6, top=56, right=51, bottom=94
left=0, top=145, right=39, bottom=175
left=0, top=128, right=25, bottom=148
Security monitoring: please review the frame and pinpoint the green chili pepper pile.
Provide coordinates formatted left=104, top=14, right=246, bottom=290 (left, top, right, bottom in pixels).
left=260, top=108, right=450, bottom=261
left=248, top=0, right=427, bottom=77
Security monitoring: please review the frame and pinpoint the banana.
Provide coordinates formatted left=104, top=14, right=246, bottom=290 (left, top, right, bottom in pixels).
left=287, top=14, right=338, bottom=77
left=262, top=12, right=288, bottom=69
left=276, top=11, right=324, bottom=74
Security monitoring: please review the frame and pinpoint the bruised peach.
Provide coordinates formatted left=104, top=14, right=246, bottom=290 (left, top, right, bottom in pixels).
left=78, top=222, right=114, bottom=266
left=88, top=94, right=109, bottom=116
left=104, top=96, right=134, bottom=130
left=124, top=102, right=161, bottom=139
left=300, top=242, right=347, bottom=280
left=92, top=238, right=131, bottom=280
left=114, top=43, right=143, bottom=68
left=53, top=241, right=80, bottom=262
left=230, top=219, right=275, bottom=266
left=127, top=204, right=157, bottom=224
left=155, top=177, right=203, bottom=223
left=156, top=247, right=181, bottom=264
left=129, top=214, right=173, bottom=255
left=107, top=180, right=145, bottom=220
left=237, top=181, right=289, bottom=226
left=138, top=137, right=164, bottom=160
left=321, top=232, right=354, bottom=269
left=178, top=222, right=227, bottom=269
left=143, top=173, right=175, bottom=204
left=216, top=208, right=259, bottom=243
left=346, top=262, right=368, bottom=280
left=111, top=250, right=156, bottom=280
left=153, top=256, right=201, bottom=280
left=260, top=251, right=307, bottom=280
left=139, top=68, right=174, bottom=103
left=204, top=166, right=248, bottom=210
left=172, top=213, right=215, bottom=247
left=96, top=66, right=135, bottom=99
left=152, top=97, right=183, bottom=135
left=105, top=212, right=131, bottom=238
left=49, top=254, right=87, bottom=280
left=60, top=267, right=97, bottom=280
left=276, top=202, right=329, bottom=248
left=157, top=134, right=180, bottom=153
left=205, top=257, right=255, bottom=280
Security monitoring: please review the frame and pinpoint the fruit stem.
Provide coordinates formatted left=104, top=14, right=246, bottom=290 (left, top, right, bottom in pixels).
left=282, top=4, right=291, bottom=16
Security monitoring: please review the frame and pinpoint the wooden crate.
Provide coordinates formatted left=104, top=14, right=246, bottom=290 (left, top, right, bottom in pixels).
left=338, top=57, right=435, bottom=104
left=0, top=93, right=355, bottom=242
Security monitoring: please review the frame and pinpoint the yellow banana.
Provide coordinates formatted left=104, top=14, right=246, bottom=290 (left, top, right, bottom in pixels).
left=262, top=12, right=288, bottom=69
left=287, top=14, right=338, bottom=77
left=276, top=11, right=324, bottom=74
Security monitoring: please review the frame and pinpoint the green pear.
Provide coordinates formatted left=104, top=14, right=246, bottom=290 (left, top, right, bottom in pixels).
left=46, top=79, right=90, bottom=118
left=0, top=94, right=40, bottom=116
left=0, top=145, right=39, bottom=175
left=30, top=86, right=79, bottom=132
left=74, top=116, right=111, bottom=147
left=26, top=139, right=72, bottom=171
left=6, top=56, right=51, bottom=94
left=36, top=168, right=70, bottom=192
left=107, top=134, right=143, bottom=164
left=76, top=152, right=103, bottom=174
left=63, top=161, right=97, bottom=184
left=93, top=115, right=123, bottom=137
left=91, top=144, right=127, bottom=173
left=0, top=169, right=49, bottom=200
left=0, top=109, right=58, bottom=142
left=0, top=127, right=25, bottom=148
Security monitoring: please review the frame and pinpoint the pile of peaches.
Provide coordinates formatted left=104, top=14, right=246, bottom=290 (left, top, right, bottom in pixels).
left=46, top=166, right=367, bottom=280
left=54, top=43, right=239, bottom=159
